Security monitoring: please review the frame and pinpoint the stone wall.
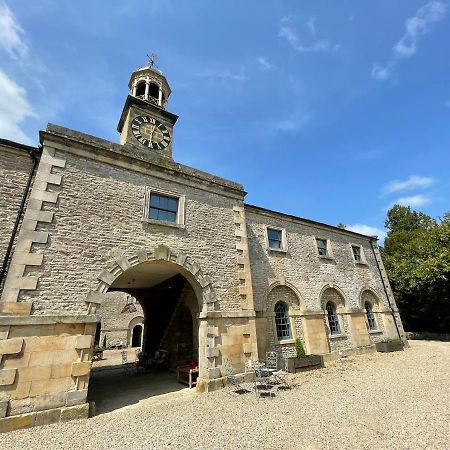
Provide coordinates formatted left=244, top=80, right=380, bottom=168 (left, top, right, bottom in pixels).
left=245, top=206, right=405, bottom=356
left=0, top=315, right=97, bottom=432
left=0, top=145, right=35, bottom=291
left=19, top=134, right=245, bottom=316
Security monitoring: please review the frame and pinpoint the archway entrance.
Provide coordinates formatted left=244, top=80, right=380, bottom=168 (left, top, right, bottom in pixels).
left=87, top=259, right=201, bottom=413
left=131, top=324, right=143, bottom=347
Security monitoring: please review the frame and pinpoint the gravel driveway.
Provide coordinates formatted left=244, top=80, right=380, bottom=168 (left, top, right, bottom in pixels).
left=3, top=340, right=449, bottom=449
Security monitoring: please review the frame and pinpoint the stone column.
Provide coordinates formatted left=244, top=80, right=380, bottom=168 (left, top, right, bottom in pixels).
left=144, top=77, right=150, bottom=100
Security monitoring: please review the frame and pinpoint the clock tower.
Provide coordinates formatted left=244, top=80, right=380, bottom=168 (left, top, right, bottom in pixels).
left=117, top=59, right=178, bottom=160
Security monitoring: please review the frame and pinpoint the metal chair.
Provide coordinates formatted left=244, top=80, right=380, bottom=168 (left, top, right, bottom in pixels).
left=253, top=360, right=275, bottom=398
left=121, top=350, right=135, bottom=375
left=265, top=351, right=291, bottom=390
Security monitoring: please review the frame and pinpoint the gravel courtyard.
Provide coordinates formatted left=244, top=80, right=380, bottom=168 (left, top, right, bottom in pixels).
left=3, top=341, right=449, bottom=449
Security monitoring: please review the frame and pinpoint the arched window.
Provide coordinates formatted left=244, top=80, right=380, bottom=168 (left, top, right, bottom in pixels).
left=148, top=82, right=159, bottom=99
left=135, top=81, right=146, bottom=97
left=274, top=301, right=291, bottom=340
left=365, top=301, right=377, bottom=331
left=326, top=302, right=340, bottom=335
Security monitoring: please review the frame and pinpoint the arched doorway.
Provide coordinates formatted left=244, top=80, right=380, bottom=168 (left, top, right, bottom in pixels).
left=87, top=251, right=206, bottom=413
left=131, top=324, right=143, bottom=347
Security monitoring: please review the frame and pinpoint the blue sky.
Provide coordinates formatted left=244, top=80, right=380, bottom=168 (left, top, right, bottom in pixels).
left=1, top=1, right=449, bottom=241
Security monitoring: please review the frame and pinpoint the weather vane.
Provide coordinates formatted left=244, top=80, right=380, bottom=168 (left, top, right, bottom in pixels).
left=146, top=53, right=158, bottom=68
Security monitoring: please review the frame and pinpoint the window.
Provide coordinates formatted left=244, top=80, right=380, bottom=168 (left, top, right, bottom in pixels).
left=267, top=228, right=282, bottom=250
left=274, top=301, right=291, bottom=340
left=149, top=193, right=178, bottom=222
left=143, top=187, right=185, bottom=227
left=365, top=302, right=377, bottom=331
left=316, top=238, right=328, bottom=256
left=352, top=245, right=362, bottom=262
left=326, top=302, right=340, bottom=335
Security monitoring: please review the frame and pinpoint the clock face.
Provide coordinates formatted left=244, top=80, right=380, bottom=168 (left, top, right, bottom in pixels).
left=131, top=115, right=171, bottom=150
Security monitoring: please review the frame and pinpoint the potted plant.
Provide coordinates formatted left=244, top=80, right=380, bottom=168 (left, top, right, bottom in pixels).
left=285, top=339, right=324, bottom=373
left=375, top=337, right=404, bottom=353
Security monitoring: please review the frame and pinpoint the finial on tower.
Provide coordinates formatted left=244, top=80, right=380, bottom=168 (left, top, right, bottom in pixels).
left=146, top=53, right=158, bottom=69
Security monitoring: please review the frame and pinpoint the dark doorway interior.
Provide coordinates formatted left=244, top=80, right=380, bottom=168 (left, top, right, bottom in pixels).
left=131, top=324, right=142, bottom=347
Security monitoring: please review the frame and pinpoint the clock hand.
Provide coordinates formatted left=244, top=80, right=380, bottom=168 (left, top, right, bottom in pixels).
left=148, top=125, right=156, bottom=141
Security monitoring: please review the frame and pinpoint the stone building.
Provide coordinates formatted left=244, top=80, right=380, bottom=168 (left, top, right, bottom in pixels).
left=0, top=62, right=407, bottom=431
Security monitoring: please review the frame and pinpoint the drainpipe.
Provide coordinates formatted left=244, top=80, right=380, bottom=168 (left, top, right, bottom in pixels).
left=370, top=239, right=402, bottom=340
left=0, top=145, right=40, bottom=288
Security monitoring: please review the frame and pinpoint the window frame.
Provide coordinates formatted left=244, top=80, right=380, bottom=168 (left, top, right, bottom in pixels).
left=350, top=243, right=367, bottom=265
left=326, top=301, right=341, bottom=335
left=314, top=237, right=334, bottom=259
left=274, top=301, right=292, bottom=341
left=364, top=301, right=377, bottom=331
left=265, top=225, right=287, bottom=253
left=142, top=186, right=185, bottom=228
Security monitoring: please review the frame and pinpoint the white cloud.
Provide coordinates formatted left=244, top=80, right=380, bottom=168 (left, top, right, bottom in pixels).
left=394, top=1, right=447, bottom=57
left=347, top=224, right=387, bottom=241
left=198, top=69, right=247, bottom=82
left=279, top=17, right=340, bottom=53
left=0, top=3, right=27, bottom=59
left=0, top=69, right=35, bottom=144
left=371, top=64, right=393, bottom=81
left=382, top=175, right=436, bottom=195
left=372, top=1, right=447, bottom=81
left=390, top=194, right=432, bottom=208
left=306, top=17, right=316, bottom=36
left=273, top=108, right=311, bottom=132
left=257, top=57, right=272, bottom=70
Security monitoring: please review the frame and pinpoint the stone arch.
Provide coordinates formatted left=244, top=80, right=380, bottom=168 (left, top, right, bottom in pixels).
left=319, top=284, right=346, bottom=312
left=127, top=315, right=144, bottom=347
left=359, top=288, right=382, bottom=312
left=85, top=244, right=215, bottom=314
left=265, top=280, right=305, bottom=313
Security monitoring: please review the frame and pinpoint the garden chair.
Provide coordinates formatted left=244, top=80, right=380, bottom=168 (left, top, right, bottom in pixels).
left=253, top=360, right=275, bottom=398
left=121, top=350, right=135, bottom=375
left=265, top=351, right=291, bottom=390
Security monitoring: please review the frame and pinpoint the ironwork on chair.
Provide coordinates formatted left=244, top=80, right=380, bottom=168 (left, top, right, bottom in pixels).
left=253, top=361, right=275, bottom=398
left=265, top=351, right=291, bottom=390
left=121, top=350, right=135, bottom=375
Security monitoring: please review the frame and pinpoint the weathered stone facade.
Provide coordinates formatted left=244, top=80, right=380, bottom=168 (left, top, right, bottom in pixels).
left=0, top=64, right=407, bottom=432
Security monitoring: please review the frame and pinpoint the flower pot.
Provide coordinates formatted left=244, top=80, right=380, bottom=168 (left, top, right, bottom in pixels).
left=375, top=341, right=404, bottom=353
left=286, top=355, right=324, bottom=373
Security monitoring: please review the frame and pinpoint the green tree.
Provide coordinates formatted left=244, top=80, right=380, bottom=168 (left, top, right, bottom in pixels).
left=382, top=205, right=450, bottom=333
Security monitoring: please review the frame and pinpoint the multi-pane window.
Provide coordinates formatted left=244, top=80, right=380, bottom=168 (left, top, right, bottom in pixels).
left=267, top=228, right=283, bottom=250
left=274, top=301, right=291, bottom=340
left=326, top=302, right=340, bottom=335
left=352, top=245, right=362, bottom=262
left=365, top=302, right=377, bottom=331
left=316, top=238, right=328, bottom=256
left=149, top=193, right=178, bottom=223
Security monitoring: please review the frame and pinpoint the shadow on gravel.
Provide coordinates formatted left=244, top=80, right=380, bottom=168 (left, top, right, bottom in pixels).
left=88, top=367, right=188, bottom=415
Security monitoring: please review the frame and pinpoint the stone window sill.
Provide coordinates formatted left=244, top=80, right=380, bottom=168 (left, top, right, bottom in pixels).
left=369, top=330, right=383, bottom=335
left=355, top=261, right=369, bottom=267
left=268, top=247, right=287, bottom=254
left=142, top=218, right=185, bottom=229
left=275, top=338, right=296, bottom=345
left=318, top=255, right=335, bottom=261
left=329, top=334, right=347, bottom=340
